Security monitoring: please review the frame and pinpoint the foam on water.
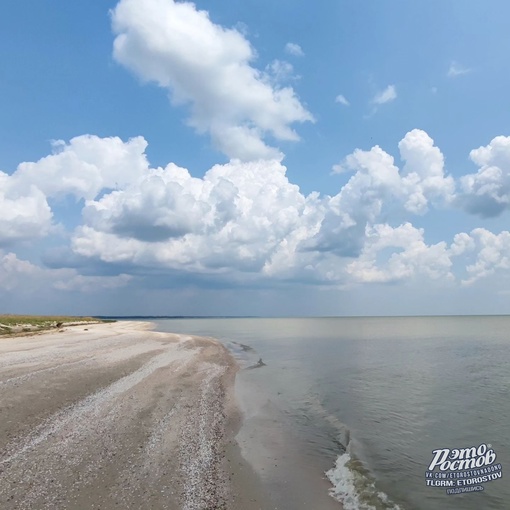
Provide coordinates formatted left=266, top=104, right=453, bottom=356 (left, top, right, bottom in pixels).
left=314, top=395, right=403, bottom=510
left=327, top=450, right=403, bottom=510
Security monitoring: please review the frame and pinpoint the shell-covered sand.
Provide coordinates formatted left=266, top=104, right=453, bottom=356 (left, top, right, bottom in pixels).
left=0, top=321, right=266, bottom=509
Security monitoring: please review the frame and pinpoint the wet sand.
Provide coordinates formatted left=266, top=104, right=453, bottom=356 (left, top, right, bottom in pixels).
left=235, top=370, right=344, bottom=510
left=0, top=321, right=269, bottom=509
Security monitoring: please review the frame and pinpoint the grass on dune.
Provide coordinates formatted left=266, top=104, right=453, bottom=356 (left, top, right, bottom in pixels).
left=0, top=315, right=110, bottom=335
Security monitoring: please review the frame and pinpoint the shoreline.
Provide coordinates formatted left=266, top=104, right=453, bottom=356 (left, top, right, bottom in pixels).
left=0, top=320, right=271, bottom=509
left=234, top=355, right=344, bottom=510
left=150, top=319, right=344, bottom=509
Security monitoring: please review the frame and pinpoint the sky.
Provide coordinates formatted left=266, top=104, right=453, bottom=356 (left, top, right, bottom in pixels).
left=1, top=0, right=510, bottom=316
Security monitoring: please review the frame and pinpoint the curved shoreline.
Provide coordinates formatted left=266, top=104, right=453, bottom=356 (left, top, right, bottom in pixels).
left=0, top=321, right=269, bottom=509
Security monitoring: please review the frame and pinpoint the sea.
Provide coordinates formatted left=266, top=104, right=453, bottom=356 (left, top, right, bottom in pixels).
left=149, top=316, right=509, bottom=510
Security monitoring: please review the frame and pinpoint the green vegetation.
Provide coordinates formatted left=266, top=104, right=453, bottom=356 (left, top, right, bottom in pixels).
left=0, top=315, right=108, bottom=336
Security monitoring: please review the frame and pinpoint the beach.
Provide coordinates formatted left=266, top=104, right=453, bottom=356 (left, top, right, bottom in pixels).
left=3, top=316, right=506, bottom=509
left=0, top=321, right=270, bottom=509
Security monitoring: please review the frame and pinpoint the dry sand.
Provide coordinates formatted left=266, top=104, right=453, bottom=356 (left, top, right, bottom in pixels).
left=0, top=321, right=269, bottom=509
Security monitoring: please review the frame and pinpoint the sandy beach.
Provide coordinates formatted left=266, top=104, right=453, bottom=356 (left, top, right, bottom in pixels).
left=0, top=321, right=268, bottom=509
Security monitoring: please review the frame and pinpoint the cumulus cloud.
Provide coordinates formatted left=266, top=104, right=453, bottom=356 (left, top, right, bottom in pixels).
left=73, top=158, right=324, bottom=278
left=0, top=135, right=149, bottom=246
left=459, top=136, right=510, bottom=217
left=81, top=162, right=229, bottom=243
left=455, top=229, right=510, bottom=284
left=111, top=0, right=313, bottom=160
left=284, top=42, right=304, bottom=57
left=398, top=129, right=455, bottom=213
left=346, top=223, right=453, bottom=283
left=317, top=146, right=403, bottom=256
left=70, top=130, right=455, bottom=284
left=372, top=85, right=397, bottom=105
left=448, top=61, right=471, bottom=78
left=331, top=129, right=453, bottom=214
left=0, top=171, right=53, bottom=245
left=440, top=228, right=510, bottom=285
left=4, top=127, right=510, bottom=293
left=449, top=232, right=476, bottom=257
left=335, top=94, right=350, bottom=106
left=13, top=135, right=149, bottom=200
left=315, top=130, right=454, bottom=258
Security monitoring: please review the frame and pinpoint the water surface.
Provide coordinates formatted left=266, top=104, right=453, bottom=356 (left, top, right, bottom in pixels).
left=153, top=316, right=510, bottom=509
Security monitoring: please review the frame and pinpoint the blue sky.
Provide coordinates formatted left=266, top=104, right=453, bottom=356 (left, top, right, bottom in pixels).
left=1, top=0, right=510, bottom=316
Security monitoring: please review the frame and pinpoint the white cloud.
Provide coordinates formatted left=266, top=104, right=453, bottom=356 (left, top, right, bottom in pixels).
left=111, top=0, right=313, bottom=160
left=398, top=129, right=455, bottom=214
left=335, top=94, right=350, bottom=106
left=331, top=129, right=454, bottom=214
left=81, top=162, right=224, bottom=242
left=5, top=128, right=510, bottom=292
left=318, top=130, right=454, bottom=259
left=372, top=85, right=397, bottom=105
left=457, top=229, right=510, bottom=284
left=449, top=232, right=476, bottom=257
left=448, top=61, right=471, bottom=78
left=445, top=229, right=510, bottom=285
left=0, top=171, right=53, bottom=245
left=73, top=158, right=324, bottom=278
left=66, top=130, right=454, bottom=283
left=14, top=135, right=149, bottom=200
left=459, top=136, right=510, bottom=217
left=346, top=223, right=453, bottom=283
left=284, top=43, right=304, bottom=57
left=320, top=146, right=403, bottom=256
left=67, top=129, right=457, bottom=279
left=0, top=135, right=149, bottom=246
left=74, top=134, right=448, bottom=278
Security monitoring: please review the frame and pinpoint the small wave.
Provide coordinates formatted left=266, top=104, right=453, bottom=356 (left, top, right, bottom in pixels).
left=231, top=341, right=255, bottom=352
left=222, top=340, right=261, bottom=369
left=303, top=395, right=403, bottom=509
left=304, top=394, right=351, bottom=449
left=245, top=358, right=266, bottom=370
left=326, top=452, right=403, bottom=510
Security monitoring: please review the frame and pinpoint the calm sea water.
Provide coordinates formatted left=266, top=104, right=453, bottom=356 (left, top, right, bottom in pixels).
left=152, top=317, right=510, bottom=510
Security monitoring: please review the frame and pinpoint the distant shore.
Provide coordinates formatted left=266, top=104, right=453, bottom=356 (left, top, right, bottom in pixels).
left=0, top=320, right=270, bottom=509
